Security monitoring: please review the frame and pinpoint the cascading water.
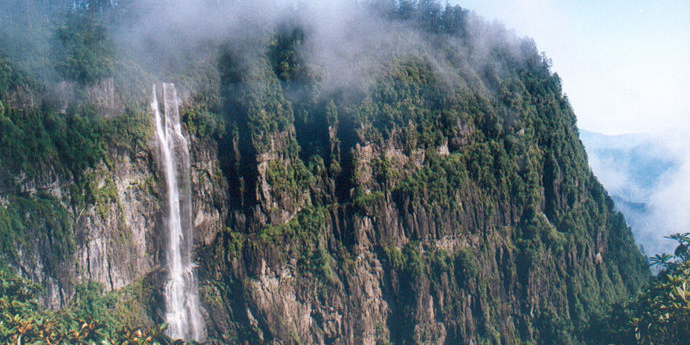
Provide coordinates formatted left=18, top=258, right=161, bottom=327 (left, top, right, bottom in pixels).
left=152, top=83, right=205, bottom=341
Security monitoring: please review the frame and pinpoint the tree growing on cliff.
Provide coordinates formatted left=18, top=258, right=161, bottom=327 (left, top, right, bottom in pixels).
left=52, top=11, right=114, bottom=84
left=589, top=232, right=690, bottom=345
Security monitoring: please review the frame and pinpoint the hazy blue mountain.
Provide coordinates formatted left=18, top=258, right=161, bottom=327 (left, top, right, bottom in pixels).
left=580, top=129, right=681, bottom=254
left=580, top=130, right=675, bottom=196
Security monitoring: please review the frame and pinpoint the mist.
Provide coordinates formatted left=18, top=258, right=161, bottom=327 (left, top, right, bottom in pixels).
left=645, top=130, right=690, bottom=255
left=7, top=1, right=679, bottom=258
left=114, top=0, right=432, bottom=92
left=583, top=128, right=690, bottom=256
left=0, top=0, right=534, bottom=99
left=118, top=0, right=687, bottom=259
left=10, top=0, right=666, bottom=247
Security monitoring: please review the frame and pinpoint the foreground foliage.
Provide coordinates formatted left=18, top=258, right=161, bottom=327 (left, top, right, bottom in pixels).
left=0, top=267, right=186, bottom=345
left=589, top=233, right=690, bottom=345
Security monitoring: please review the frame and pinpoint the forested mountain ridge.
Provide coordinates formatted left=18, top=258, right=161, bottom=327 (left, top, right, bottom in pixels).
left=0, top=1, right=649, bottom=344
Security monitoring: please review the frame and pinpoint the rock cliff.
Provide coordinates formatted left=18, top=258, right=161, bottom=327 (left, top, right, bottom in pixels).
left=189, top=45, right=647, bottom=344
left=0, top=87, right=227, bottom=310
left=0, top=2, right=650, bottom=345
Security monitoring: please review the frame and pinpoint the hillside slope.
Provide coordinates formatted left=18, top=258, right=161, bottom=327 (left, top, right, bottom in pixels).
left=0, top=1, right=648, bottom=344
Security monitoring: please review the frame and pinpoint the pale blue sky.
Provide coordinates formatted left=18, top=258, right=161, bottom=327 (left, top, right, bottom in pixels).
left=454, top=0, right=690, bottom=135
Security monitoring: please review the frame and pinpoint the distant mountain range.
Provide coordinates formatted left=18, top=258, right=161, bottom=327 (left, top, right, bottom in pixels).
left=580, top=129, right=682, bottom=255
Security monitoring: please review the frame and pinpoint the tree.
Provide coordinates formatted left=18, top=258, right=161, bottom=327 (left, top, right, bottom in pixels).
left=591, top=232, right=690, bottom=345
left=52, top=12, right=113, bottom=83
left=0, top=266, right=180, bottom=344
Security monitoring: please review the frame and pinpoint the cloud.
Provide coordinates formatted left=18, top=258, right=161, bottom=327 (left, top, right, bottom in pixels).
left=584, top=129, right=690, bottom=256
left=454, top=0, right=690, bottom=135
left=645, top=131, right=690, bottom=254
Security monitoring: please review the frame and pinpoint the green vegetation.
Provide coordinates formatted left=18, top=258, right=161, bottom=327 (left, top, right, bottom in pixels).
left=0, top=1, right=659, bottom=344
left=0, top=266, right=184, bottom=345
left=0, top=97, right=150, bottom=179
left=200, top=1, right=648, bottom=343
left=0, top=193, right=73, bottom=269
left=53, top=13, right=114, bottom=84
left=182, top=103, right=225, bottom=139
left=588, top=233, right=690, bottom=345
left=0, top=50, right=151, bottom=275
left=255, top=207, right=336, bottom=282
left=265, top=158, right=314, bottom=204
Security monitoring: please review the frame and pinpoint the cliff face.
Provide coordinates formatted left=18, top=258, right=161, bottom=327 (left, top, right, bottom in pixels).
left=14, top=146, right=160, bottom=308
left=189, top=37, right=648, bottom=344
left=0, top=80, right=228, bottom=309
left=0, top=3, right=650, bottom=345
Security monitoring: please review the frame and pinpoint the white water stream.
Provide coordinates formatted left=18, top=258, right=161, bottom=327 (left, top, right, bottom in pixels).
left=152, top=83, right=205, bottom=341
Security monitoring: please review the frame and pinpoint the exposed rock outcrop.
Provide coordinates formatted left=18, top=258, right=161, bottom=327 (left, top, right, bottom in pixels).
left=6, top=98, right=228, bottom=309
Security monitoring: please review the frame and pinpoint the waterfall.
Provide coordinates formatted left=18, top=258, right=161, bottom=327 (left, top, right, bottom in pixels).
left=152, top=83, right=205, bottom=341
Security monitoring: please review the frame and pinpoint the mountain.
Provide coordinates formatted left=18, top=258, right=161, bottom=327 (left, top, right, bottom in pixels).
left=579, top=130, right=682, bottom=255
left=579, top=130, right=675, bottom=199
left=0, top=1, right=649, bottom=344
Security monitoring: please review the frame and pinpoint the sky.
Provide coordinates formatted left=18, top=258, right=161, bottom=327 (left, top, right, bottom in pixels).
left=454, top=0, right=690, bottom=135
